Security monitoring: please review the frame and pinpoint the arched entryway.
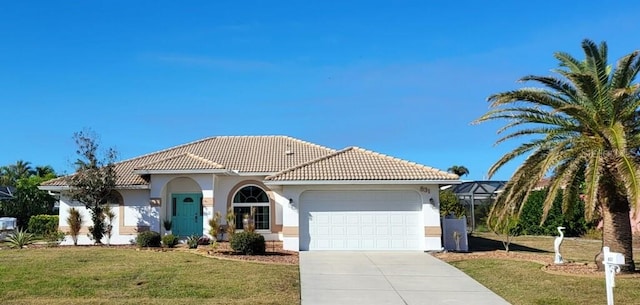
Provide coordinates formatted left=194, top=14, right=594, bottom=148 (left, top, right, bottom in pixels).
left=165, top=177, right=203, bottom=236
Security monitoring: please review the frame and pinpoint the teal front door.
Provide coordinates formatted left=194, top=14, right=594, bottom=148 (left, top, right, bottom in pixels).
left=171, top=193, right=203, bottom=236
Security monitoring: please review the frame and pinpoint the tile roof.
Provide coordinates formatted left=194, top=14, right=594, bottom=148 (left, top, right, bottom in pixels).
left=265, top=147, right=459, bottom=181
left=42, top=136, right=336, bottom=187
left=134, top=153, right=224, bottom=171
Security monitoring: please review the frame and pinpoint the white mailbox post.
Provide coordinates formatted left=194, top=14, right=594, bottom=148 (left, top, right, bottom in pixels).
left=603, top=247, right=625, bottom=305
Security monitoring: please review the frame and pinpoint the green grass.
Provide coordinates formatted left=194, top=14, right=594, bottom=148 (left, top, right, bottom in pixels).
left=451, top=233, right=640, bottom=305
left=0, top=247, right=299, bottom=305
left=452, top=259, right=640, bottom=305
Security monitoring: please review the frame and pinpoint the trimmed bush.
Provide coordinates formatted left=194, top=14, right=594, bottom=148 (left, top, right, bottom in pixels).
left=230, top=231, right=265, bottom=255
left=27, top=215, right=59, bottom=236
left=136, top=231, right=161, bottom=247
left=162, top=234, right=179, bottom=248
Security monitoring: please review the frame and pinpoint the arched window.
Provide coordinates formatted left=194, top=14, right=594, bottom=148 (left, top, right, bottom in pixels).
left=232, top=185, right=270, bottom=230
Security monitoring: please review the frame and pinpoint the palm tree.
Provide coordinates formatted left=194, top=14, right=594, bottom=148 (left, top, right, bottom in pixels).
left=475, top=39, right=640, bottom=271
left=35, top=165, right=56, bottom=179
left=447, top=165, right=470, bottom=177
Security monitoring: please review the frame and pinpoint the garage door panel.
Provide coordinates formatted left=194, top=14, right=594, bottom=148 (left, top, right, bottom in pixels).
left=301, top=190, right=424, bottom=251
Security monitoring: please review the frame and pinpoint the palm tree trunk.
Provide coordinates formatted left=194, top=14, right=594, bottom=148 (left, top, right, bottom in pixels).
left=595, top=178, right=635, bottom=272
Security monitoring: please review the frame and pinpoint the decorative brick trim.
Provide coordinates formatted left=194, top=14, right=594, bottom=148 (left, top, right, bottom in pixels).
left=424, top=226, right=442, bottom=237
left=282, top=226, right=299, bottom=237
left=272, top=224, right=283, bottom=233
left=58, top=226, right=90, bottom=235
left=203, top=197, right=214, bottom=207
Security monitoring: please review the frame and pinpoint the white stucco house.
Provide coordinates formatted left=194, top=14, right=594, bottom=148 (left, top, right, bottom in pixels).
left=40, top=136, right=460, bottom=251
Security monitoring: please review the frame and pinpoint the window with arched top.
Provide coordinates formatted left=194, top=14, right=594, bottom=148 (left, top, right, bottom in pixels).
left=232, top=185, right=270, bottom=230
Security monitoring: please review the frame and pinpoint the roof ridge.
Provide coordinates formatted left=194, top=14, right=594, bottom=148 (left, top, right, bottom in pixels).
left=350, top=146, right=457, bottom=179
left=115, top=136, right=218, bottom=166
left=266, top=147, right=352, bottom=179
left=134, top=152, right=224, bottom=170
left=184, top=152, right=224, bottom=168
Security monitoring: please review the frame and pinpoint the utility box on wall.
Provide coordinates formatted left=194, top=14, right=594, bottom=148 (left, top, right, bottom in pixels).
left=442, top=216, right=468, bottom=252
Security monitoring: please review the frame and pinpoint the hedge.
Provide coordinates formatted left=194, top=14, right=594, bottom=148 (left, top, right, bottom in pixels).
left=27, top=215, right=59, bottom=236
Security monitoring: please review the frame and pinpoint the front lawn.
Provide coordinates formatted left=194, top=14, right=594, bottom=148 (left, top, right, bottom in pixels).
left=446, top=233, right=640, bottom=305
left=0, top=247, right=300, bottom=305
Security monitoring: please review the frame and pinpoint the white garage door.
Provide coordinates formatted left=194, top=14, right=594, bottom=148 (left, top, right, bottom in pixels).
left=300, top=190, right=423, bottom=251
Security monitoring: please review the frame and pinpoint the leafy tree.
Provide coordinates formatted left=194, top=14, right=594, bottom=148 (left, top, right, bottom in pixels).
left=0, top=176, right=57, bottom=227
left=475, top=39, right=640, bottom=271
left=439, top=189, right=465, bottom=218
left=68, top=130, right=118, bottom=244
left=447, top=165, right=469, bottom=177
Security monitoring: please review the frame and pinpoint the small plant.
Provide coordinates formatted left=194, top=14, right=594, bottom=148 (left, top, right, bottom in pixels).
left=242, top=207, right=256, bottom=233
left=186, top=234, right=200, bottom=249
left=5, top=228, right=34, bottom=249
left=163, top=219, right=172, bottom=231
left=162, top=234, right=179, bottom=248
left=67, top=207, right=83, bottom=246
left=104, top=207, right=116, bottom=246
left=44, top=230, right=66, bottom=247
left=226, top=208, right=236, bottom=240
left=208, top=211, right=222, bottom=241
left=230, top=231, right=265, bottom=255
left=197, top=236, right=211, bottom=245
left=136, top=231, right=162, bottom=248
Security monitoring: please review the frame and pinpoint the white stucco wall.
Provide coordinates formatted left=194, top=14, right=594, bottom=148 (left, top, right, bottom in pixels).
left=57, top=189, right=153, bottom=245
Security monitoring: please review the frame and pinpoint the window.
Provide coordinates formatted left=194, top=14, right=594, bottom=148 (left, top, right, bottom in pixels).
left=232, top=186, right=270, bottom=230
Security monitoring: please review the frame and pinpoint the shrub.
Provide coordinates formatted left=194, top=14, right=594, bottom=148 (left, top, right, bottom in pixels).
left=208, top=211, right=222, bottom=241
left=27, top=215, right=59, bottom=236
left=186, top=235, right=200, bottom=249
left=226, top=208, right=236, bottom=240
left=513, top=190, right=590, bottom=237
left=162, top=234, right=179, bottom=248
left=230, top=231, right=265, bottom=255
left=44, top=230, right=66, bottom=247
left=439, top=190, right=465, bottom=218
left=197, top=236, right=211, bottom=245
left=136, top=231, right=161, bottom=247
left=5, top=228, right=34, bottom=249
left=67, top=208, right=83, bottom=246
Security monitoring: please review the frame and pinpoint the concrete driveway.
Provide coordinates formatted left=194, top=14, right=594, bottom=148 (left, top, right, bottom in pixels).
left=299, top=251, right=510, bottom=305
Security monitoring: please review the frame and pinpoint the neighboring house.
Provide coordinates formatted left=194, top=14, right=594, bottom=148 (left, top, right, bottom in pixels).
left=40, top=136, right=459, bottom=251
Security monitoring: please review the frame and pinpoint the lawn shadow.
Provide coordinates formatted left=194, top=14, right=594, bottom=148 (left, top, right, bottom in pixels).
left=469, top=235, right=550, bottom=253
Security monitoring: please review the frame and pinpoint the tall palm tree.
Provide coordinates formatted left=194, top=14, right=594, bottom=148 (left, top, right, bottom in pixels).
left=448, top=165, right=470, bottom=177
left=475, top=39, right=640, bottom=271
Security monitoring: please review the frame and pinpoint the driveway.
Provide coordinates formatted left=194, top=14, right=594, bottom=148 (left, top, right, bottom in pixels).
left=299, top=251, right=510, bottom=305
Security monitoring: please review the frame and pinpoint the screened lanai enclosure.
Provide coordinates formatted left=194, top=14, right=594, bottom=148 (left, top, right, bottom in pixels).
left=448, top=181, right=506, bottom=232
left=0, top=186, right=14, bottom=200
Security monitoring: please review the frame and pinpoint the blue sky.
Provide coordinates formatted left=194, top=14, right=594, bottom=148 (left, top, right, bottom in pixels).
left=2, top=1, right=640, bottom=180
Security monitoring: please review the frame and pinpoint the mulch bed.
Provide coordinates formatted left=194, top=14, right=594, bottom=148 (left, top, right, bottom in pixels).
left=434, top=250, right=640, bottom=278
left=188, top=241, right=299, bottom=265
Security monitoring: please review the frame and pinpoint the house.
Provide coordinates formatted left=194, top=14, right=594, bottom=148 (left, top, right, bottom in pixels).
left=40, top=136, right=460, bottom=251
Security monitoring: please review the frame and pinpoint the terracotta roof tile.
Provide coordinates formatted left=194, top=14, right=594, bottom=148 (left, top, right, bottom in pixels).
left=134, top=153, right=224, bottom=171
left=42, top=136, right=336, bottom=187
left=265, top=147, right=458, bottom=181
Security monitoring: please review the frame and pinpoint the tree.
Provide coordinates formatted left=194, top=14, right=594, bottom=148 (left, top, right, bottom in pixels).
left=0, top=176, right=57, bottom=227
left=68, top=130, right=118, bottom=244
left=0, top=160, right=34, bottom=186
left=439, top=189, right=465, bottom=218
left=475, top=39, right=640, bottom=271
left=447, top=165, right=469, bottom=177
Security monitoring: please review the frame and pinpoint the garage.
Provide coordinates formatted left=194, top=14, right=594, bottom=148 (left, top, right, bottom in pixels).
left=299, top=190, right=424, bottom=251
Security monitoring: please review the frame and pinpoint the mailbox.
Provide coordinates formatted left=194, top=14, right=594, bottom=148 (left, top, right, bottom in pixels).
left=604, top=247, right=625, bottom=265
